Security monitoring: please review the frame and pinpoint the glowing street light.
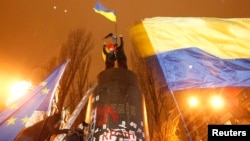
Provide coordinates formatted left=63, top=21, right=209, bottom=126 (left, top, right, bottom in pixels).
left=188, top=96, right=199, bottom=107
left=6, top=80, right=32, bottom=106
left=210, top=96, right=224, bottom=109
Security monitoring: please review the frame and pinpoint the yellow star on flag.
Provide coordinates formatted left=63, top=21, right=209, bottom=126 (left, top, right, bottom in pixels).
left=22, top=116, right=30, bottom=124
left=7, top=117, right=17, bottom=126
left=42, top=87, right=49, bottom=94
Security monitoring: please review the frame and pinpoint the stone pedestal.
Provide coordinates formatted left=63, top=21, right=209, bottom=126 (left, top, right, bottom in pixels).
left=86, top=68, right=148, bottom=141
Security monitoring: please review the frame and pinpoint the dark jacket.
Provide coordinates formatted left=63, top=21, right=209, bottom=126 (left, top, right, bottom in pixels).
left=116, top=36, right=128, bottom=69
left=103, top=44, right=116, bottom=69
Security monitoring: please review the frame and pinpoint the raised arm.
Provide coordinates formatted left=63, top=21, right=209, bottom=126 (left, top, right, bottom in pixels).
left=118, top=34, right=123, bottom=48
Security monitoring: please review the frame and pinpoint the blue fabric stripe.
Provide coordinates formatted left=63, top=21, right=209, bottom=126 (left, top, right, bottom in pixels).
left=156, top=47, right=250, bottom=91
left=94, top=1, right=115, bottom=14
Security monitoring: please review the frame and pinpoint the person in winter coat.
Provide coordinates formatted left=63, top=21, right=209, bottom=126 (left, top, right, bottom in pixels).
left=62, top=121, right=90, bottom=141
left=115, top=34, right=128, bottom=69
left=103, top=33, right=128, bottom=69
left=103, top=42, right=116, bottom=69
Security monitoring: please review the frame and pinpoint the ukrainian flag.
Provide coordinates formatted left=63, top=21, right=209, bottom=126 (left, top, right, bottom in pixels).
left=130, top=17, right=250, bottom=91
left=93, top=1, right=116, bottom=22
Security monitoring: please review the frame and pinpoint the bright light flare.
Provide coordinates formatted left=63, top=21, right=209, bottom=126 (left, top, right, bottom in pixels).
left=210, top=96, right=224, bottom=109
left=188, top=96, right=199, bottom=107
left=6, top=80, right=32, bottom=106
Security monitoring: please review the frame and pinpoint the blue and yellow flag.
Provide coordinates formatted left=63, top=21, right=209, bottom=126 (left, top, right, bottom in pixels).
left=130, top=17, right=250, bottom=91
left=93, top=1, right=116, bottom=22
left=0, top=61, right=68, bottom=141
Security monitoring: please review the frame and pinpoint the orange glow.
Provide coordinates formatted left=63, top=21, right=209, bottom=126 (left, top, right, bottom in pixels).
left=188, top=96, right=199, bottom=107
left=85, top=94, right=93, bottom=123
left=6, top=80, right=32, bottom=106
left=142, top=95, right=150, bottom=141
left=210, top=96, right=224, bottom=109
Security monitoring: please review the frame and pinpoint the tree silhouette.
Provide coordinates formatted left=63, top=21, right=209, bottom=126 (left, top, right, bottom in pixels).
left=46, top=28, right=94, bottom=126
left=130, top=49, right=175, bottom=141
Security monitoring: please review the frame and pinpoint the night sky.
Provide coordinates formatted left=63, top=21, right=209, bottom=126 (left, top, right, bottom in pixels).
left=1, top=0, right=250, bottom=103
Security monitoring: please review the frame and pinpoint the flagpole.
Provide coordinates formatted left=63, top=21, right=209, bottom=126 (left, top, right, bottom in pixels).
left=114, top=22, right=118, bottom=35
left=114, top=8, right=117, bottom=35
left=47, top=60, right=70, bottom=116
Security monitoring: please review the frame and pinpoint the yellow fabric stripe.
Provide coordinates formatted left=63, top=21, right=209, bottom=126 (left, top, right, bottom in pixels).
left=130, top=23, right=155, bottom=57
left=94, top=9, right=116, bottom=22
left=130, top=17, right=250, bottom=59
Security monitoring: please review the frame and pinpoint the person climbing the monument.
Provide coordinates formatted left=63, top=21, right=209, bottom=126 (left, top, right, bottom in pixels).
left=102, top=33, right=128, bottom=69
left=114, top=34, right=128, bottom=69
left=103, top=42, right=116, bottom=69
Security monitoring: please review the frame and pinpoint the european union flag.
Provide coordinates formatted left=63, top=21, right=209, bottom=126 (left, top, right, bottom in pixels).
left=0, top=61, right=68, bottom=141
left=93, top=1, right=116, bottom=22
